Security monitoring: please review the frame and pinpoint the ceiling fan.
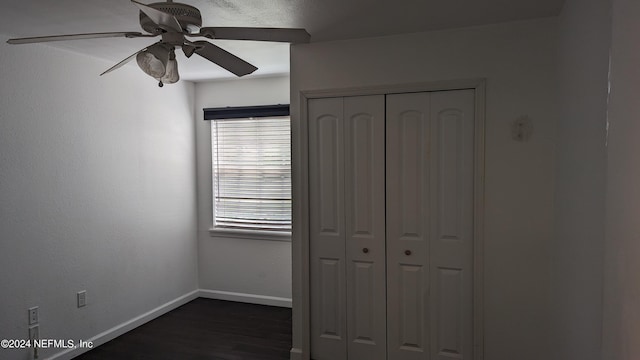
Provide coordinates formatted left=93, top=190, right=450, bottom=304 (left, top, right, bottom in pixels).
left=6, top=0, right=310, bottom=86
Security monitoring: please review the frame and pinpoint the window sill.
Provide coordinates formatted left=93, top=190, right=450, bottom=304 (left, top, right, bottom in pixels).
left=208, top=228, right=292, bottom=242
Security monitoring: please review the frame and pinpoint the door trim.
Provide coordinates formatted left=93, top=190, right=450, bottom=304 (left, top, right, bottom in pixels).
left=291, top=79, right=486, bottom=360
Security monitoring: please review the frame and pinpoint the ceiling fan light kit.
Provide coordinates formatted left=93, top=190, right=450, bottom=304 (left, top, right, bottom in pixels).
left=161, top=51, right=180, bottom=85
left=137, top=43, right=171, bottom=78
left=136, top=43, right=179, bottom=86
left=6, top=0, right=310, bottom=87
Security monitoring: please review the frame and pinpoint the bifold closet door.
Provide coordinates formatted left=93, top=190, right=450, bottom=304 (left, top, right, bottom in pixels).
left=309, top=97, right=346, bottom=360
left=309, top=95, right=386, bottom=360
left=386, top=90, right=475, bottom=360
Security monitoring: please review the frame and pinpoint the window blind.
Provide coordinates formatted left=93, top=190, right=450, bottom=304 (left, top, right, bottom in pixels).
left=204, top=104, right=289, bottom=120
left=211, top=116, right=291, bottom=232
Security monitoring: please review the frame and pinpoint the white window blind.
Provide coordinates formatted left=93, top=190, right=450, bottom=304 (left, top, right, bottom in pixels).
left=211, top=116, right=291, bottom=232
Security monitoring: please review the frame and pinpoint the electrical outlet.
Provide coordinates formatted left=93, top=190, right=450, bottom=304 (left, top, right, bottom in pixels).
left=28, top=307, right=38, bottom=325
left=77, top=291, right=87, bottom=308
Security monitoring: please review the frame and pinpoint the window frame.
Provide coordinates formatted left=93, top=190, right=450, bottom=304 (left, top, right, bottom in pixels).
left=205, top=104, right=292, bottom=242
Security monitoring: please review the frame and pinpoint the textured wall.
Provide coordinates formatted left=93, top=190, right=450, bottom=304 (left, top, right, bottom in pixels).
left=0, top=35, right=198, bottom=360
left=552, top=0, right=610, bottom=359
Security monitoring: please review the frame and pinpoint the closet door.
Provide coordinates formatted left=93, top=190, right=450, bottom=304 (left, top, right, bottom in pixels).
left=344, top=96, right=386, bottom=360
left=310, top=90, right=475, bottom=360
left=386, top=92, right=432, bottom=360
left=309, top=97, right=347, bottom=360
left=310, top=95, right=387, bottom=360
left=386, top=90, right=475, bottom=360
left=428, top=90, right=474, bottom=360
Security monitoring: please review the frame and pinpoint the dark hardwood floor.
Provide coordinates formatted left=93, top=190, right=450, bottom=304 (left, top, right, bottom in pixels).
left=73, top=298, right=292, bottom=360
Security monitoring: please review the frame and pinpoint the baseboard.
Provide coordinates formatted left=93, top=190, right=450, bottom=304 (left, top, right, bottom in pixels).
left=199, top=289, right=292, bottom=308
left=290, top=347, right=304, bottom=360
left=48, top=289, right=200, bottom=360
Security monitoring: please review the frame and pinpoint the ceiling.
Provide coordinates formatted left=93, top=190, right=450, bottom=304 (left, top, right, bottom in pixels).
left=0, top=0, right=564, bottom=82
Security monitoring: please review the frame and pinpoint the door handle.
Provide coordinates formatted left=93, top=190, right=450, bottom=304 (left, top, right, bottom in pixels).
left=404, top=250, right=412, bottom=256
left=362, top=248, right=369, bottom=254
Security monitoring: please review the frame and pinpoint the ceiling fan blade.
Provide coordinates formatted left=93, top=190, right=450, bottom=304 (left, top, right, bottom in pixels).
left=131, top=0, right=182, bottom=33
left=192, top=40, right=257, bottom=77
left=100, top=43, right=156, bottom=76
left=7, top=32, right=155, bottom=44
left=197, top=27, right=310, bottom=44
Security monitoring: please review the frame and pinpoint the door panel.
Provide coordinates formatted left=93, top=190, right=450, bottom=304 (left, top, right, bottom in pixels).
left=309, top=97, right=347, bottom=360
left=398, top=264, right=425, bottom=351
left=386, top=92, right=431, bottom=360
left=438, top=109, right=463, bottom=241
left=318, top=258, right=343, bottom=339
left=344, top=96, right=386, bottom=360
left=435, top=268, right=464, bottom=357
left=352, top=260, right=375, bottom=342
left=430, top=90, right=474, bottom=360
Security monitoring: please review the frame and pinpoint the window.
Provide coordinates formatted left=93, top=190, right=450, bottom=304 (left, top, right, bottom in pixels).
left=206, top=105, right=291, bottom=237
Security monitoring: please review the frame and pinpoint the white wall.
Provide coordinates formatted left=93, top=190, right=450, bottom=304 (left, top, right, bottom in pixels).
left=290, top=18, right=557, bottom=360
left=195, top=76, right=293, bottom=305
left=0, top=36, right=198, bottom=360
left=552, top=0, right=610, bottom=359
left=602, top=0, right=640, bottom=358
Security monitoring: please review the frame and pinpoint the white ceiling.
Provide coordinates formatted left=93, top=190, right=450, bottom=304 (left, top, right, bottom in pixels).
left=0, top=0, right=564, bottom=82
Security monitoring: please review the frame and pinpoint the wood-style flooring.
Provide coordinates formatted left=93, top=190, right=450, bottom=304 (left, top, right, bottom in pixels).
left=73, top=298, right=292, bottom=360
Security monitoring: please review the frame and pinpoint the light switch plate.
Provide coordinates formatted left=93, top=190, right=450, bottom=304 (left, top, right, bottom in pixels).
left=77, top=291, right=87, bottom=308
left=28, top=307, right=38, bottom=325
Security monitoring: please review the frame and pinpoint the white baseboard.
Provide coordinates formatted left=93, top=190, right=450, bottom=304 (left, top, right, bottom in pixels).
left=48, top=290, right=200, bottom=360
left=199, top=289, right=292, bottom=308
left=290, top=347, right=304, bottom=360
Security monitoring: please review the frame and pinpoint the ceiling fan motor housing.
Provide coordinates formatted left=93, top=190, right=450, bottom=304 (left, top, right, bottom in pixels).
left=140, top=2, right=202, bottom=34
